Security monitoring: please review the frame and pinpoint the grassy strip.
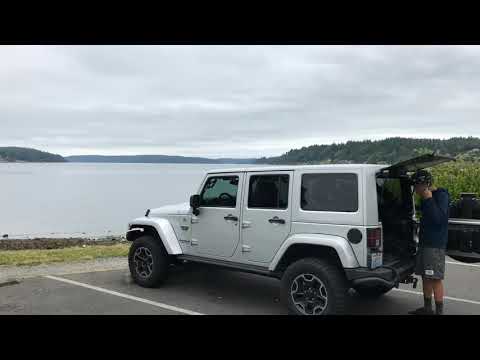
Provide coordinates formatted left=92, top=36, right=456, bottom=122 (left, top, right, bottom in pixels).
left=0, top=238, right=125, bottom=251
left=0, top=243, right=131, bottom=266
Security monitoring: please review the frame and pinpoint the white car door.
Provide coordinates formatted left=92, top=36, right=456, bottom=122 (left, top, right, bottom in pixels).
left=241, top=171, right=293, bottom=263
left=192, top=173, right=244, bottom=258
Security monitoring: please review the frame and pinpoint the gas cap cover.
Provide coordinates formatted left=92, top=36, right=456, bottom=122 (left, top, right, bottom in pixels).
left=347, top=228, right=362, bottom=244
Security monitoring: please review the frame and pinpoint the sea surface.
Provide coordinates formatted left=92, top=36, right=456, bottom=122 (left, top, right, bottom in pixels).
left=0, top=162, right=255, bottom=238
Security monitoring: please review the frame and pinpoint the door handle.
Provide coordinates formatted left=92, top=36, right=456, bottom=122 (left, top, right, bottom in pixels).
left=268, top=216, right=285, bottom=224
left=224, top=214, right=238, bottom=221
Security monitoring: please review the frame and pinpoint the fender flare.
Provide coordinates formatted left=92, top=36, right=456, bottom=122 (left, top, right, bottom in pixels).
left=268, top=233, right=360, bottom=271
left=127, top=217, right=182, bottom=255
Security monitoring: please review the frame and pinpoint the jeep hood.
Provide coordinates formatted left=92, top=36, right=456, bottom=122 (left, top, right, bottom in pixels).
left=147, top=202, right=191, bottom=217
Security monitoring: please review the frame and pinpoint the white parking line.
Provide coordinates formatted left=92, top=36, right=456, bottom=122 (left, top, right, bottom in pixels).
left=44, top=275, right=204, bottom=315
left=393, top=288, right=480, bottom=306
left=446, top=261, right=480, bottom=268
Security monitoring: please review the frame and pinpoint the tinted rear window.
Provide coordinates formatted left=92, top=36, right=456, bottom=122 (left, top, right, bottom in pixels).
left=301, top=173, right=358, bottom=212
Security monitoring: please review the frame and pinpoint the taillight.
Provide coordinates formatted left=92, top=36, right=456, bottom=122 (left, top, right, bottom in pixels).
left=367, top=227, right=382, bottom=249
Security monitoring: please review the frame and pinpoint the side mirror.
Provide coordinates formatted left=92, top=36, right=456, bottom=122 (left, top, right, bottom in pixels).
left=190, top=194, right=200, bottom=216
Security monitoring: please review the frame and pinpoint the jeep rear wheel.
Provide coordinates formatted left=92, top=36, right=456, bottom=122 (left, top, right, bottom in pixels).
left=128, top=235, right=169, bottom=287
left=281, top=258, right=349, bottom=315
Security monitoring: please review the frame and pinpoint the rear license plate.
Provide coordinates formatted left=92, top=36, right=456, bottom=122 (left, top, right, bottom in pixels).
left=370, top=252, right=383, bottom=269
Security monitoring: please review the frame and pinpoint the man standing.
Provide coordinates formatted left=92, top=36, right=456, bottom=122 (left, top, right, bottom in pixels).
left=409, top=170, right=450, bottom=315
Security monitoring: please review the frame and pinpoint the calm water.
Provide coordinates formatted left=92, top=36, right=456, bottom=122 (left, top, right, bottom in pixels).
left=0, top=163, right=253, bottom=238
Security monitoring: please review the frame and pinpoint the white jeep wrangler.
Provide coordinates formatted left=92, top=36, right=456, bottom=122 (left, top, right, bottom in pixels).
left=126, top=154, right=469, bottom=315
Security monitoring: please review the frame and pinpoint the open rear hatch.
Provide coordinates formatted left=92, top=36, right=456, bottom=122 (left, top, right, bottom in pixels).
left=378, top=153, right=456, bottom=257
left=380, top=153, right=480, bottom=265
left=379, top=154, right=456, bottom=257
left=376, top=154, right=456, bottom=275
left=348, top=154, right=460, bottom=288
left=349, top=154, right=480, bottom=288
left=380, top=153, right=456, bottom=177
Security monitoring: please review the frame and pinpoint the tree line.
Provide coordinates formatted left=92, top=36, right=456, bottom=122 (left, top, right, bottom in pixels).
left=257, top=137, right=480, bottom=165
left=0, top=147, right=66, bottom=162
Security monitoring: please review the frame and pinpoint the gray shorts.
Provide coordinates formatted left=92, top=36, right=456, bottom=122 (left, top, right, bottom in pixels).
left=415, top=247, right=446, bottom=280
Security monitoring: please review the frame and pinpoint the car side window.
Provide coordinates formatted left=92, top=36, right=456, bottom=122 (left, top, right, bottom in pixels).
left=301, top=173, right=358, bottom=212
left=248, top=174, right=289, bottom=209
left=200, top=176, right=239, bottom=208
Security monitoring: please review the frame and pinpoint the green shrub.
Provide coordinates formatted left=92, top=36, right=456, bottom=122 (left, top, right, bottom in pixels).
left=430, top=161, right=480, bottom=201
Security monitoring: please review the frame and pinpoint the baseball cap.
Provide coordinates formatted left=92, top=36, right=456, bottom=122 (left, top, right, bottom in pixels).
left=411, top=169, right=433, bottom=186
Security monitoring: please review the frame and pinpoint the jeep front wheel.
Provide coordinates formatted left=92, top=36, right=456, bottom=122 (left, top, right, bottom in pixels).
left=281, top=258, right=349, bottom=315
left=128, top=235, right=169, bottom=287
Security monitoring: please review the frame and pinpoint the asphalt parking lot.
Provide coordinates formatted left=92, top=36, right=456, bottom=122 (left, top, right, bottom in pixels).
left=1, top=259, right=480, bottom=315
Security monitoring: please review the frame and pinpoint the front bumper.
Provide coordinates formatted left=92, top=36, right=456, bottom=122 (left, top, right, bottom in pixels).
left=345, top=259, right=415, bottom=288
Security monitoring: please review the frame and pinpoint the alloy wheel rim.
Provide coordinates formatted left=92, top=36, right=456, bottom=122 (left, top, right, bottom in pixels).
left=290, top=273, right=328, bottom=315
left=133, top=247, right=154, bottom=278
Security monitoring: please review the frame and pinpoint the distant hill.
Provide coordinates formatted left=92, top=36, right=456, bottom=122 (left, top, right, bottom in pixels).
left=0, top=147, right=66, bottom=163
left=6, top=137, right=480, bottom=165
left=257, top=137, right=480, bottom=165
left=66, top=155, right=258, bottom=164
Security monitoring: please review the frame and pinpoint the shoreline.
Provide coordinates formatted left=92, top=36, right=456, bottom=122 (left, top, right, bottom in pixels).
left=0, top=236, right=126, bottom=251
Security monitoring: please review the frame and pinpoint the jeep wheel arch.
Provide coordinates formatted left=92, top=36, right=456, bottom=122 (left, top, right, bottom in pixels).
left=269, top=234, right=360, bottom=273
left=273, top=243, right=343, bottom=273
left=127, top=225, right=159, bottom=242
left=127, top=217, right=182, bottom=255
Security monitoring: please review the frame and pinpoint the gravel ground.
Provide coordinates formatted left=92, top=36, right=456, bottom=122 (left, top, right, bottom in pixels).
left=0, top=257, right=128, bottom=283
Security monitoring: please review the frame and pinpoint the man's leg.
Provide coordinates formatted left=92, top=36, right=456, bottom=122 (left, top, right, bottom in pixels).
left=432, top=279, right=444, bottom=315
left=409, top=248, right=434, bottom=315
left=422, top=277, right=434, bottom=311
left=409, top=277, right=434, bottom=314
left=431, top=248, right=446, bottom=315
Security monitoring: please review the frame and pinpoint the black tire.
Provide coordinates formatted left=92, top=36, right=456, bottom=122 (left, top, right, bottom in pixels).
left=353, top=285, right=393, bottom=298
left=449, top=255, right=480, bottom=264
left=281, top=258, right=349, bottom=315
left=128, top=235, right=169, bottom=287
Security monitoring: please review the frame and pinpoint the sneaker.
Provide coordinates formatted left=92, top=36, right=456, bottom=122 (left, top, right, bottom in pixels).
left=408, top=307, right=434, bottom=315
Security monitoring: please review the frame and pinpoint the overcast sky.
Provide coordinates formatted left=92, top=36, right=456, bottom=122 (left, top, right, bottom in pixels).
left=1, top=45, right=480, bottom=158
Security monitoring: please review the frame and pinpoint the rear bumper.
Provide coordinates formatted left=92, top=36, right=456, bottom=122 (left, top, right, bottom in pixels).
left=345, top=259, right=415, bottom=288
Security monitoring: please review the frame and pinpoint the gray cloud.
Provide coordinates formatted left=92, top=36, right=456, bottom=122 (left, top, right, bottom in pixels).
left=1, top=45, right=480, bottom=158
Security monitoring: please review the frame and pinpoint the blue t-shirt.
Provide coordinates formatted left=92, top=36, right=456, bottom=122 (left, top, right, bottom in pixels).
left=418, top=188, right=450, bottom=249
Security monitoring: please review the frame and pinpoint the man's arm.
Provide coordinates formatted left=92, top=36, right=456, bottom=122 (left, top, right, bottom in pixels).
left=422, top=191, right=449, bottom=225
